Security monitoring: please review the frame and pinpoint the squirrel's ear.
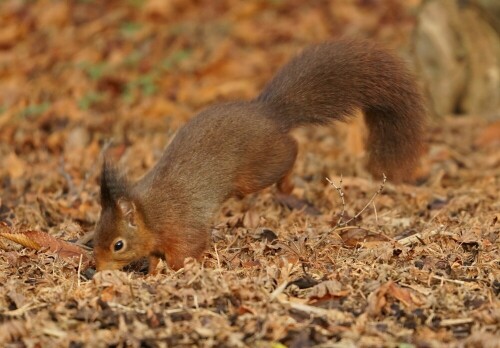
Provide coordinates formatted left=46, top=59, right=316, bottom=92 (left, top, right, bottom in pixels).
left=117, top=198, right=137, bottom=227
left=100, top=159, right=131, bottom=207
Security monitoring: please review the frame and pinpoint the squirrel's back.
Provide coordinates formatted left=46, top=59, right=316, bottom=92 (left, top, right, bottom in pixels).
left=257, top=39, right=426, bottom=181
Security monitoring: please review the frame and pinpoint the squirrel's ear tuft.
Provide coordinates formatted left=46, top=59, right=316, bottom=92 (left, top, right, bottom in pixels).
left=100, top=159, right=131, bottom=207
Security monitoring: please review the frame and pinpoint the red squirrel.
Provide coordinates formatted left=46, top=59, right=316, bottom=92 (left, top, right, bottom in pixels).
left=93, top=39, right=426, bottom=273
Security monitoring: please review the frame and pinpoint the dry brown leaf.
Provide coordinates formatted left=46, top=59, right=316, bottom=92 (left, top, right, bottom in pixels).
left=308, top=280, right=350, bottom=303
left=243, top=210, right=260, bottom=229
left=386, top=282, right=416, bottom=308
left=242, top=260, right=261, bottom=268
left=237, top=305, right=256, bottom=315
left=339, top=228, right=392, bottom=248
left=367, top=281, right=422, bottom=317
left=0, top=232, right=42, bottom=250
left=275, top=193, right=321, bottom=216
left=475, top=120, right=500, bottom=149
left=100, top=286, right=117, bottom=302
left=367, top=282, right=389, bottom=316
left=0, top=230, right=89, bottom=262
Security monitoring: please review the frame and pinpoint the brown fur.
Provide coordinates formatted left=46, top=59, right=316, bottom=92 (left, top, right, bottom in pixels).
left=93, top=39, right=426, bottom=273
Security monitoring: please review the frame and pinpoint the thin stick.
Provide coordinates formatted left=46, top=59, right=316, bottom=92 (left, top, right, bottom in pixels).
left=77, top=253, right=83, bottom=287
left=269, top=281, right=289, bottom=301
left=315, top=175, right=387, bottom=248
left=326, top=176, right=345, bottom=227
left=213, top=244, right=224, bottom=278
left=341, top=173, right=386, bottom=226
left=214, top=244, right=221, bottom=268
left=431, top=274, right=466, bottom=285
left=439, top=318, right=474, bottom=327
left=397, top=228, right=442, bottom=246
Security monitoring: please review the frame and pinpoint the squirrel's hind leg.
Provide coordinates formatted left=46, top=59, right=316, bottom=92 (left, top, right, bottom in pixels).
left=233, top=135, right=298, bottom=196
left=277, top=171, right=294, bottom=194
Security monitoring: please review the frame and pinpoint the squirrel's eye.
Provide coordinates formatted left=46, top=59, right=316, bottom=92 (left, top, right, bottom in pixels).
left=114, top=240, right=124, bottom=252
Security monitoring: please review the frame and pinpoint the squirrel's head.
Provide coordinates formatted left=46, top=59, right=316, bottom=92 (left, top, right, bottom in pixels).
left=93, top=161, right=152, bottom=272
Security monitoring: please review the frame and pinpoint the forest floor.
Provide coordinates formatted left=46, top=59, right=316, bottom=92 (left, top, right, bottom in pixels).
left=0, top=1, right=498, bottom=347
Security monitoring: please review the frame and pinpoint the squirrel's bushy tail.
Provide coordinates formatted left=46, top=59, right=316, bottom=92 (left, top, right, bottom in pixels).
left=256, top=39, right=426, bottom=182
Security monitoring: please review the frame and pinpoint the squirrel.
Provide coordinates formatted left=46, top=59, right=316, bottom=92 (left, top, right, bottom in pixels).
left=93, top=39, right=426, bottom=273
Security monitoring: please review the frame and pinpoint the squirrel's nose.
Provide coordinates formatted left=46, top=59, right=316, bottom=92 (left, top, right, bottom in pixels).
left=94, top=250, right=119, bottom=272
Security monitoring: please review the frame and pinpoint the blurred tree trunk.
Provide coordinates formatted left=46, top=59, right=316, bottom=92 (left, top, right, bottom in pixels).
left=413, top=0, right=500, bottom=117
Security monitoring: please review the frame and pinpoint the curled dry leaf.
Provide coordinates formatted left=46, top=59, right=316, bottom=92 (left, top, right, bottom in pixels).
left=308, top=280, right=350, bottom=303
left=0, top=232, right=41, bottom=250
left=367, top=281, right=424, bottom=317
left=0, top=230, right=90, bottom=264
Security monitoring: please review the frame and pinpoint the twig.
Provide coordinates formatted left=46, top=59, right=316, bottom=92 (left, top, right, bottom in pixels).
left=397, top=228, right=442, bottom=246
left=214, top=244, right=222, bottom=268
left=326, top=176, right=345, bottom=227
left=315, top=175, right=387, bottom=248
left=341, top=173, right=387, bottom=226
left=2, top=303, right=48, bottom=317
left=278, top=299, right=346, bottom=321
left=399, top=282, right=432, bottom=296
left=107, top=302, right=146, bottom=314
left=373, top=201, right=378, bottom=224
left=213, top=244, right=224, bottom=278
left=269, top=280, right=289, bottom=301
left=431, top=274, right=466, bottom=285
left=439, top=318, right=475, bottom=327
left=77, top=253, right=83, bottom=287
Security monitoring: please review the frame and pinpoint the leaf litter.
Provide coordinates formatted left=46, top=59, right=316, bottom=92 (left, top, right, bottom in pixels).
left=0, top=1, right=499, bottom=347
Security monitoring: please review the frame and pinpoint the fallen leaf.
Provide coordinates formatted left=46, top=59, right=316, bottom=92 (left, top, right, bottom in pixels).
left=308, top=280, right=350, bottom=303
left=0, top=232, right=41, bottom=250
left=0, top=230, right=89, bottom=263
left=475, top=120, right=500, bottom=149
left=242, top=260, right=261, bottom=268
left=387, top=282, right=415, bottom=308
left=243, top=210, right=260, bottom=229
left=275, top=193, right=321, bottom=216
left=367, top=281, right=422, bottom=316
left=339, top=228, right=392, bottom=248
